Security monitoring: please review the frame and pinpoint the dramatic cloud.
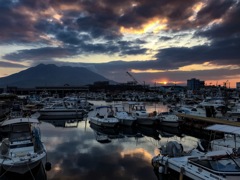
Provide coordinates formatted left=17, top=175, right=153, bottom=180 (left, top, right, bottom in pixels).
left=0, top=0, right=239, bottom=86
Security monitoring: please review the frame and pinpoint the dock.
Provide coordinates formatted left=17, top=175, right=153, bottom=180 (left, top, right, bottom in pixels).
left=177, top=113, right=240, bottom=128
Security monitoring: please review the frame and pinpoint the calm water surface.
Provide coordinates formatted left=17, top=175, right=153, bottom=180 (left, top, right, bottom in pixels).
left=2, top=101, right=200, bottom=180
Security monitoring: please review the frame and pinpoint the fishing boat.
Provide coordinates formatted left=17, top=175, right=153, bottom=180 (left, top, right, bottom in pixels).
left=128, top=102, right=159, bottom=126
left=158, top=111, right=182, bottom=127
left=152, top=140, right=240, bottom=179
left=38, top=101, right=88, bottom=119
left=204, top=124, right=240, bottom=152
left=113, top=104, right=137, bottom=126
left=89, top=106, right=119, bottom=128
left=0, top=117, right=51, bottom=174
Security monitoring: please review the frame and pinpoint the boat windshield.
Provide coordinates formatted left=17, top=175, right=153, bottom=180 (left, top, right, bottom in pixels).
left=10, top=124, right=32, bottom=141
left=191, top=157, right=240, bottom=172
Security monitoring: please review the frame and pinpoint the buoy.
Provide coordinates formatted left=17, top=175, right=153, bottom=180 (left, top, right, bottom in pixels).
left=45, top=162, right=52, bottom=171
left=158, top=166, right=165, bottom=173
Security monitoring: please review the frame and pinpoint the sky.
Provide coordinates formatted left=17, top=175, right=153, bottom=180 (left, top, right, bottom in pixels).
left=0, top=0, right=239, bottom=88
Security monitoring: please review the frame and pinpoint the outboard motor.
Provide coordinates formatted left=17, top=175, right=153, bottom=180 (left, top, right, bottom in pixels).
left=160, top=141, right=183, bottom=157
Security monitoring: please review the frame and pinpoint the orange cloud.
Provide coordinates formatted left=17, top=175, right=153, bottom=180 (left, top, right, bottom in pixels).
left=120, top=17, right=168, bottom=34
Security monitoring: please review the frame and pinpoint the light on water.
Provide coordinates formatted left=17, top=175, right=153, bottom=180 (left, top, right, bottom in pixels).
left=0, top=101, right=199, bottom=180
left=37, top=101, right=198, bottom=180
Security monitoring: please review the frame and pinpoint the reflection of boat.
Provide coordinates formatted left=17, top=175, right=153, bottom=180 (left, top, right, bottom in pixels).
left=118, top=126, right=139, bottom=137
left=94, top=131, right=112, bottom=144
left=137, top=125, right=160, bottom=140
left=89, top=106, right=119, bottom=128
left=90, top=123, right=119, bottom=135
left=0, top=117, right=50, bottom=174
left=40, top=119, right=82, bottom=128
left=90, top=123, right=119, bottom=144
left=157, top=125, right=183, bottom=137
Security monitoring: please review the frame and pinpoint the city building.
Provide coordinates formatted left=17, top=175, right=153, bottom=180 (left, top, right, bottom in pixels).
left=237, top=82, right=240, bottom=90
left=187, top=78, right=205, bottom=90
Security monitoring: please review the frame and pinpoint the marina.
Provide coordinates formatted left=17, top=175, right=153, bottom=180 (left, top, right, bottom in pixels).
left=0, top=1, right=239, bottom=179
left=0, top=90, right=239, bottom=179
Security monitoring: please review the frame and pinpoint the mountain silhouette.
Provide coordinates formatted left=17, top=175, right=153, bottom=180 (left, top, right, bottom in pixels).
left=0, top=64, right=111, bottom=88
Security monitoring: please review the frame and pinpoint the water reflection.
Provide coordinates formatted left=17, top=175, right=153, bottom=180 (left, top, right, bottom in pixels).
left=41, top=119, right=84, bottom=128
left=2, top=101, right=206, bottom=180
left=41, top=119, right=159, bottom=180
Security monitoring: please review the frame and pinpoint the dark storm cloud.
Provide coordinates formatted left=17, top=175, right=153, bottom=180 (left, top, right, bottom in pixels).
left=197, top=1, right=240, bottom=39
left=154, top=36, right=240, bottom=68
left=0, top=0, right=199, bottom=50
left=194, top=0, right=235, bottom=27
left=152, top=0, right=240, bottom=68
left=117, top=0, right=198, bottom=30
left=1, top=0, right=239, bottom=84
left=0, top=0, right=51, bottom=44
left=56, top=31, right=92, bottom=45
left=3, top=47, right=80, bottom=61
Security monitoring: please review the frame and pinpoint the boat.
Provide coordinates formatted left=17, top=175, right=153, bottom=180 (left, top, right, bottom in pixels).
left=0, top=117, right=51, bottom=174
left=89, top=106, right=119, bottom=128
left=158, top=111, right=182, bottom=127
left=204, top=124, right=240, bottom=152
left=152, top=123, right=240, bottom=180
left=128, top=102, right=159, bottom=126
left=152, top=140, right=240, bottom=180
left=38, top=101, right=88, bottom=119
left=113, top=104, right=137, bottom=126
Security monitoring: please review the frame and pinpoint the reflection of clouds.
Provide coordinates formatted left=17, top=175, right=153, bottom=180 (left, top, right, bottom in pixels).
left=41, top=121, right=157, bottom=179
left=40, top=110, right=199, bottom=180
left=120, top=148, right=152, bottom=161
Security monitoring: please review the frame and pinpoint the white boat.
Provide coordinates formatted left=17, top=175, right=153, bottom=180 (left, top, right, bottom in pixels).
left=113, top=104, right=137, bottom=126
left=204, top=124, right=240, bottom=152
left=0, top=117, right=51, bottom=174
left=158, top=111, right=182, bottom=127
left=38, top=101, right=88, bottom=118
left=152, top=141, right=240, bottom=180
left=128, top=102, right=159, bottom=126
left=89, top=106, right=119, bottom=128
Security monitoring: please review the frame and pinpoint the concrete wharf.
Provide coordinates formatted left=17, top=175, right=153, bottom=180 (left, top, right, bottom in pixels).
left=177, top=113, right=240, bottom=128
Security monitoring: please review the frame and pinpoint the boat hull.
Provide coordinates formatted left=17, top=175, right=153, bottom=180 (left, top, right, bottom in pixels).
left=136, top=117, right=159, bottom=126
left=90, top=117, right=119, bottom=128
left=118, top=119, right=136, bottom=126
left=159, top=120, right=181, bottom=128
left=38, top=109, right=86, bottom=118
left=1, top=152, right=46, bottom=174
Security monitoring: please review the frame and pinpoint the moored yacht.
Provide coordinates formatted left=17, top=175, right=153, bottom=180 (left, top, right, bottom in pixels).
left=38, top=101, right=88, bottom=119
left=128, top=102, right=159, bottom=126
left=89, top=106, right=119, bottom=128
left=0, top=117, right=51, bottom=174
left=113, top=104, right=137, bottom=126
left=158, top=111, right=182, bottom=127
left=152, top=140, right=240, bottom=180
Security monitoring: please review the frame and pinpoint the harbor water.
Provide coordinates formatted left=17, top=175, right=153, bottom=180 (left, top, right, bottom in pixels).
left=0, top=101, right=201, bottom=180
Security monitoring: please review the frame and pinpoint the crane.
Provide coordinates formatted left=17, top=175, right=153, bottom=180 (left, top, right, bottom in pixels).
left=126, top=71, right=138, bottom=85
left=223, top=80, right=228, bottom=88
